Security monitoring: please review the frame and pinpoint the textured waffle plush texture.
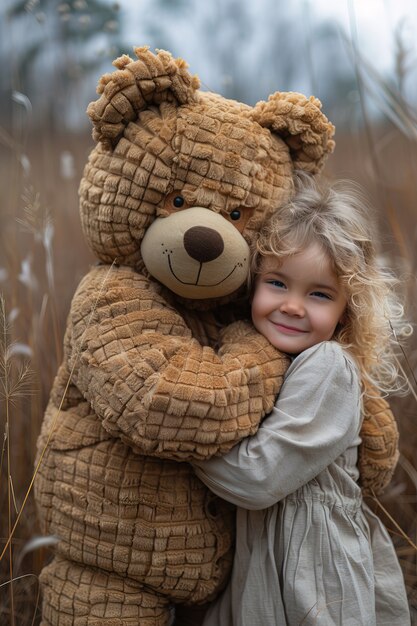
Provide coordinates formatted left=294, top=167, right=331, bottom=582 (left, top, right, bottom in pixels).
left=34, top=46, right=400, bottom=625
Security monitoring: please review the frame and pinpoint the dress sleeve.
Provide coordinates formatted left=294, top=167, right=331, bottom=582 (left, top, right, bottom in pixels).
left=194, top=341, right=361, bottom=510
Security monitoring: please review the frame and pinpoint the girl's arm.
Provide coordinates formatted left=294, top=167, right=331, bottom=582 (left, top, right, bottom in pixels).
left=194, top=341, right=361, bottom=509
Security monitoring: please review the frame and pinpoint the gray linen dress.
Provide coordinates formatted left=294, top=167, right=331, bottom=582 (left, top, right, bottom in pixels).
left=194, top=341, right=410, bottom=626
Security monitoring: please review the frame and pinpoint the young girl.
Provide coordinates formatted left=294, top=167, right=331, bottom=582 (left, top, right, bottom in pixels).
left=194, top=176, right=411, bottom=625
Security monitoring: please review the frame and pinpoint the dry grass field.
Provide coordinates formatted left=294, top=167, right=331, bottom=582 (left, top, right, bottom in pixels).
left=0, top=117, right=416, bottom=624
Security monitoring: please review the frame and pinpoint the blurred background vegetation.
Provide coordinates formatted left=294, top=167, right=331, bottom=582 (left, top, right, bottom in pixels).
left=1, top=0, right=417, bottom=623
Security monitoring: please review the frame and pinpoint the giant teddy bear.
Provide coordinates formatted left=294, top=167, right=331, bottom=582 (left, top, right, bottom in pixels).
left=34, top=46, right=400, bottom=626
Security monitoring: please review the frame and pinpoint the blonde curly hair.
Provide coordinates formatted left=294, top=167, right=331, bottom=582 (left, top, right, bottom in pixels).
left=251, top=173, right=412, bottom=395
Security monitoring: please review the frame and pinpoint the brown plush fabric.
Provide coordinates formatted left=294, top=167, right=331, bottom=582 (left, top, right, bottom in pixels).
left=34, top=46, right=399, bottom=624
left=39, top=557, right=173, bottom=625
left=359, top=382, right=400, bottom=496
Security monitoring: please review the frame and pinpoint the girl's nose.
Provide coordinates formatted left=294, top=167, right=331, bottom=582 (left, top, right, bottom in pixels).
left=279, top=297, right=305, bottom=317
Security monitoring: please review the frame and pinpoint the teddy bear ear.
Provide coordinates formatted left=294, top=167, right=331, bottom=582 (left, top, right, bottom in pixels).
left=87, top=46, right=200, bottom=149
left=250, top=92, right=335, bottom=174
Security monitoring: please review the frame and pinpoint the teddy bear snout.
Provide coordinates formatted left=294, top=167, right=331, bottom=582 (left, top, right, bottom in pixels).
left=141, top=206, right=250, bottom=299
left=183, top=226, right=224, bottom=263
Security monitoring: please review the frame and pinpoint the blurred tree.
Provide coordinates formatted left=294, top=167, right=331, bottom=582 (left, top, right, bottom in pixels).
left=1, top=0, right=126, bottom=130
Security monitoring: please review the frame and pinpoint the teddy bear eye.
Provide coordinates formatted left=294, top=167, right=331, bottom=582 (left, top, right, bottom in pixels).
left=173, top=195, right=185, bottom=208
left=230, top=210, right=241, bottom=221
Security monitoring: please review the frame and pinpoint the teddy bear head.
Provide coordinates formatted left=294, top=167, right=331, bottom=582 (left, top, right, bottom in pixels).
left=79, top=46, right=334, bottom=302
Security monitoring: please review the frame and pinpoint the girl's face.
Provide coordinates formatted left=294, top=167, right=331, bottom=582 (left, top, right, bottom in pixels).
left=251, top=242, right=347, bottom=355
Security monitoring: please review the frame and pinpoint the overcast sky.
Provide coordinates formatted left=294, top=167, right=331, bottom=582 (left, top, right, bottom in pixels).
left=114, top=0, right=417, bottom=113
left=119, top=0, right=417, bottom=77
left=313, top=0, right=417, bottom=71
left=3, top=0, right=416, bottom=129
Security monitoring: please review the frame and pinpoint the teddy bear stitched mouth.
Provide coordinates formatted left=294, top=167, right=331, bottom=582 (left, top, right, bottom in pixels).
left=167, top=253, right=242, bottom=287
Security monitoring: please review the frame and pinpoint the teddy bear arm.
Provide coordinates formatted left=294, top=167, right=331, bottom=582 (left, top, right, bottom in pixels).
left=136, top=331, right=289, bottom=458
left=358, top=389, right=400, bottom=495
left=66, top=266, right=289, bottom=460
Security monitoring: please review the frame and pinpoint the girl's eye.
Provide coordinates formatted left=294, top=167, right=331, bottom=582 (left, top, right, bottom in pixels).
left=267, top=280, right=286, bottom=289
left=311, top=291, right=332, bottom=300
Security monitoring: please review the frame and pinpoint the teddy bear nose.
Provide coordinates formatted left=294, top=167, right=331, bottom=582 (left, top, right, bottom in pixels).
left=183, top=226, right=225, bottom=263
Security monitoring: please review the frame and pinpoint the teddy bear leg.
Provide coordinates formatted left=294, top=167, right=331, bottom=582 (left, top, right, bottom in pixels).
left=39, top=556, right=173, bottom=626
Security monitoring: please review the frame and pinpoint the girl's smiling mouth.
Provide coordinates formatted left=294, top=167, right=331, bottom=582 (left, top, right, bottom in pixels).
left=271, top=322, right=309, bottom=335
